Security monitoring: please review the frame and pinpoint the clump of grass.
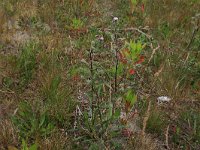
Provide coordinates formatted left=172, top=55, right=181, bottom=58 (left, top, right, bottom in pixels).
left=146, top=108, right=167, bottom=135
left=42, top=74, right=61, bottom=103
left=0, top=1, right=16, bottom=17
left=70, top=18, right=84, bottom=29
left=17, top=41, right=40, bottom=87
left=40, top=72, right=76, bottom=128
left=2, top=76, right=14, bottom=89
left=21, top=139, right=38, bottom=150
left=12, top=101, right=54, bottom=141
left=54, top=0, right=95, bottom=29
left=181, top=110, right=200, bottom=143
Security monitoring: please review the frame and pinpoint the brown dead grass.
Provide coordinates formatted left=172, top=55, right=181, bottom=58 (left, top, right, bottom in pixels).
left=0, top=119, right=19, bottom=150
left=127, top=134, right=164, bottom=150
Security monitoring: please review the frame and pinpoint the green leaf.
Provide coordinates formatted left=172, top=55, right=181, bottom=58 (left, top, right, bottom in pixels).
left=71, top=18, right=83, bottom=29
left=136, top=42, right=142, bottom=53
left=21, top=139, right=28, bottom=150
left=39, top=113, right=46, bottom=128
left=176, top=127, right=180, bottom=135
left=107, top=102, right=113, bottom=120
left=51, top=75, right=61, bottom=90
left=29, top=144, right=38, bottom=150
left=131, top=0, right=137, bottom=5
left=125, top=90, right=137, bottom=106
left=113, top=109, right=121, bottom=119
left=117, top=63, right=124, bottom=76
left=31, top=118, right=38, bottom=130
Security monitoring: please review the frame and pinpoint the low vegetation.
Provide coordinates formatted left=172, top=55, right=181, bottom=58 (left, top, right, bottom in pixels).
left=0, top=0, right=200, bottom=149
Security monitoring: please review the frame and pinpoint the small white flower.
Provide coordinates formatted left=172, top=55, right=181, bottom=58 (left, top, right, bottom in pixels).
left=113, top=17, right=119, bottom=22
left=95, top=35, right=104, bottom=41
left=99, top=36, right=104, bottom=41
left=120, top=111, right=126, bottom=120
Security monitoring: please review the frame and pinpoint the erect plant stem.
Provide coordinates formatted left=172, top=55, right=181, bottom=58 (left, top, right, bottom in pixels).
left=89, top=45, right=95, bottom=123
left=95, top=91, right=103, bottom=131
left=115, top=49, right=119, bottom=93
left=113, top=24, right=118, bottom=93
left=113, top=25, right=118, bottom=116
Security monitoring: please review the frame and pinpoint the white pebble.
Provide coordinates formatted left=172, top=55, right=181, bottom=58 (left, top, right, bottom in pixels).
left=157, top=96, right=171, bottom=104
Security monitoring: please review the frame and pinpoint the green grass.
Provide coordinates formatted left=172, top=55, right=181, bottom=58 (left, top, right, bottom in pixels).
left=146, top=109, right=167, bottom=135
left=12, top=101, right=54, bottom=141
left=17, top=41, right=40, bottom=87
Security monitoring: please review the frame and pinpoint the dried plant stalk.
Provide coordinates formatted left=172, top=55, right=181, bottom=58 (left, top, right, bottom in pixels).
left=165, top=125, right=170, bottom=149
left=141, top=100, right=151, bottom=136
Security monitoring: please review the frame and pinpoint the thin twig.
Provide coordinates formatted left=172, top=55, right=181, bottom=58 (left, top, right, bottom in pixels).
left=0, top=89, right=15, bottom=94
left=141, top=100, right=151, bottom=137
left=185, top=27, right=199, bottom=50
left=154, top=64, right=164, bottom=77
left=102, top=27, right=152, bottom=40
left=165, top=125, right=170, bottom=149
left=148, top=44, right=160, bottom=64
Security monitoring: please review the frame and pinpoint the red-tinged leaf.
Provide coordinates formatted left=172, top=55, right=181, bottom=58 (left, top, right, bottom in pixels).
left=135, top=55, right=145, bottom=64
left=73, top=75, right=80, bottom=81
left=141, top=3, right=145, bottom=13
left=118, top=52, right=128, bottom=64
left=172, top=125, right=177, bottom=133
left=122, top=59, right=127, bottom=64
left=129, top=69, right=135, bottom=75
left=122, top=48, right=130, bottom=58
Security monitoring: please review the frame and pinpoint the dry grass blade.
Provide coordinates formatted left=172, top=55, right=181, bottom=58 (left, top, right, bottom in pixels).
left=148, top=44, right=160, bottom=64
left=165, top=125, right=170, bottom=149
left=141, top=99, right=151, bottom=137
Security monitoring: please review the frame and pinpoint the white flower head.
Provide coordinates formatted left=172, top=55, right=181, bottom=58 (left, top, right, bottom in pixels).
left=113, top=17, right=119, bottom=22
left=99, top=36, right=104, bottom=41
left=96, top=35, right=104, bottom=41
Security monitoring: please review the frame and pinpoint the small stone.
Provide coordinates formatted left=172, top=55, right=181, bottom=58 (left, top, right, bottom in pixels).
left=157, top=96, right=171, bottom=104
